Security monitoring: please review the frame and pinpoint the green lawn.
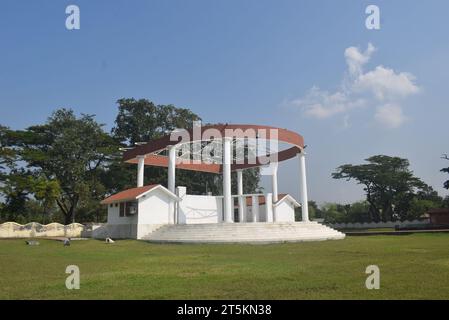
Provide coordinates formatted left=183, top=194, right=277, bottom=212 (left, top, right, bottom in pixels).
left=1, top=234, right=449, bottom=299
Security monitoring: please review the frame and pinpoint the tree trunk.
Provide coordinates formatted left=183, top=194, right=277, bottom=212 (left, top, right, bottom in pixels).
left=64, top=203, right=77, bottom=225
left=366, top=188, right=380, bottom=222
left=57, top=196, right=78, bottom=225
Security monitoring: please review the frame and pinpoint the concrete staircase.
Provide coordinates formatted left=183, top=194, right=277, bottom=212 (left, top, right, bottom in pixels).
left=142, top=222, right=345, bottom=244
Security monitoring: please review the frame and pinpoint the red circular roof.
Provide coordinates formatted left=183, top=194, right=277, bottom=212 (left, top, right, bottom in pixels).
left=123, top=124, right=304, bottom=173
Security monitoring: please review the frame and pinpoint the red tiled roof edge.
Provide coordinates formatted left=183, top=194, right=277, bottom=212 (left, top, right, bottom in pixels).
left=101, top=184, right=160, bottom=205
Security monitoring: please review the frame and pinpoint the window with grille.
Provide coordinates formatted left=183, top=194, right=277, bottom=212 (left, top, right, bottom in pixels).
left=119, top=201, right=138, bottom=217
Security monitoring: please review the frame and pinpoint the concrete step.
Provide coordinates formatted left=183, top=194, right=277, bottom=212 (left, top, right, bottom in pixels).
left=142, top=222, right=345, bottom=244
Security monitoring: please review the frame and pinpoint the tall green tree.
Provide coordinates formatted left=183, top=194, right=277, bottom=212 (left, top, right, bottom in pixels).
left=32, top=176, right=61, bottom=224
left=10, top=109, right=117, bottom=224
left=0, top=169, right=33, bottom=223
left=0, top=125, right=16, bottom=179
left=442, top=154, right=449, bottom=189
left=112, top=98, right=201, bottom=145
left=332, top=155, right=435, bottom=221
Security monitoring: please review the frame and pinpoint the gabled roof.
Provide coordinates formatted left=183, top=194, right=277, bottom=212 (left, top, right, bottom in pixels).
left=273, top=194, right=301, bottom=208
left=101, top=184, right=179, bottom=205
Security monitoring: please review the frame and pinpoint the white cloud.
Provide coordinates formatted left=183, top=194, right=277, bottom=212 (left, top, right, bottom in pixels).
left=354, top=66, right=419, bottom=100
left=374, top=104, right=407, bottom=128
left=289, top=43, right=419, bottom=128
left=344, top=42, right=376, bottom=76
left=291, top=87, right=365, bottom=119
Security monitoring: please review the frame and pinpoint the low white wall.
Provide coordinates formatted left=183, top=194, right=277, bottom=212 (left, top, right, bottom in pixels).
left=328, top=219, right=429, bottom=229
left=0, top=222, right=88, bottom=238
left=178, top=195, right=222, bottom=224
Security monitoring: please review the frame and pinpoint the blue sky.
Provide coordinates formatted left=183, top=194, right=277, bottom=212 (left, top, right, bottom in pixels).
left=1, top=0, right=448, bottom=204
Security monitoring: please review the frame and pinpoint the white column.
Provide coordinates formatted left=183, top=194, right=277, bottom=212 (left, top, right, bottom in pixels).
left=176, top=186, right=187, bottom=224
left=137, top=156, right=145, bottom=187
left=251, top=195, right=259, bottom=222
left=272, top=163, right=278, bottom=203
left=237, top=170, right=244, bottom=223
left=168, top=146, right=177, bottom=224
left=271, top=162, right=278, bottom=222
left=168, top=146, right=176, bottom=193
left=266, top=193, right=274, bottom=222
left=223, top=138, right=233, bottom=223
left=299, top=152, right=309, bottom=222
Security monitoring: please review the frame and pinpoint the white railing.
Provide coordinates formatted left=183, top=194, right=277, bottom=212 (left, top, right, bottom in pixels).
left=216, top=193, right=273, bottom=223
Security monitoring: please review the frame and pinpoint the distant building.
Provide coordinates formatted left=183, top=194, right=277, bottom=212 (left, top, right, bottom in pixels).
left=427, top=208, right=449, bottom=225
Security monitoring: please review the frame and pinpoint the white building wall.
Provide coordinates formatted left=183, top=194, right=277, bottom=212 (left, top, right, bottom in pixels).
left=178, top=195, right=222, bottom=224
left=137, top=189, right=173, bottom=239
left=107, top=203, right=138, bottom=225
left=275, top=201, right=296, bottom=222
left=138, top=190, right=172, bottom=225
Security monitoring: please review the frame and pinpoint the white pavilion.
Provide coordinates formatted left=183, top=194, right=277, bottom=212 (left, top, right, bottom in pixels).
left=99, top=124, right=345, bottom=243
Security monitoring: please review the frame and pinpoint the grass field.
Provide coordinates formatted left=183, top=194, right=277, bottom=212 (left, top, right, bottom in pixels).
left=1, top=234, right=449, bottom=299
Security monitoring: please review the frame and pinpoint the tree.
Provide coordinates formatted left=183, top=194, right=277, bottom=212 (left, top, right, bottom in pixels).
left=32, top=176, right=61, bottom=224
left=409, top=198, right=438, bottom=220
left=0, top=125, right=16, bottom=180
left=319, top=203, right=348, bottom=224
left=112, top=98, right=201, bottom=145
left=0, top=169, right=33, bottom=223
left=332, top=155, right=433, bottom=221
left=442, top=196, right=449, bottom=208
left=442, top=154, right=449, bottom=189
left=345, top=201, right=371, bottom=223
left=11, top=109, right=116, bottom=224
left=0, top=125, right=8, bottom=174
left=295, top=200, right=321, bottom=221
